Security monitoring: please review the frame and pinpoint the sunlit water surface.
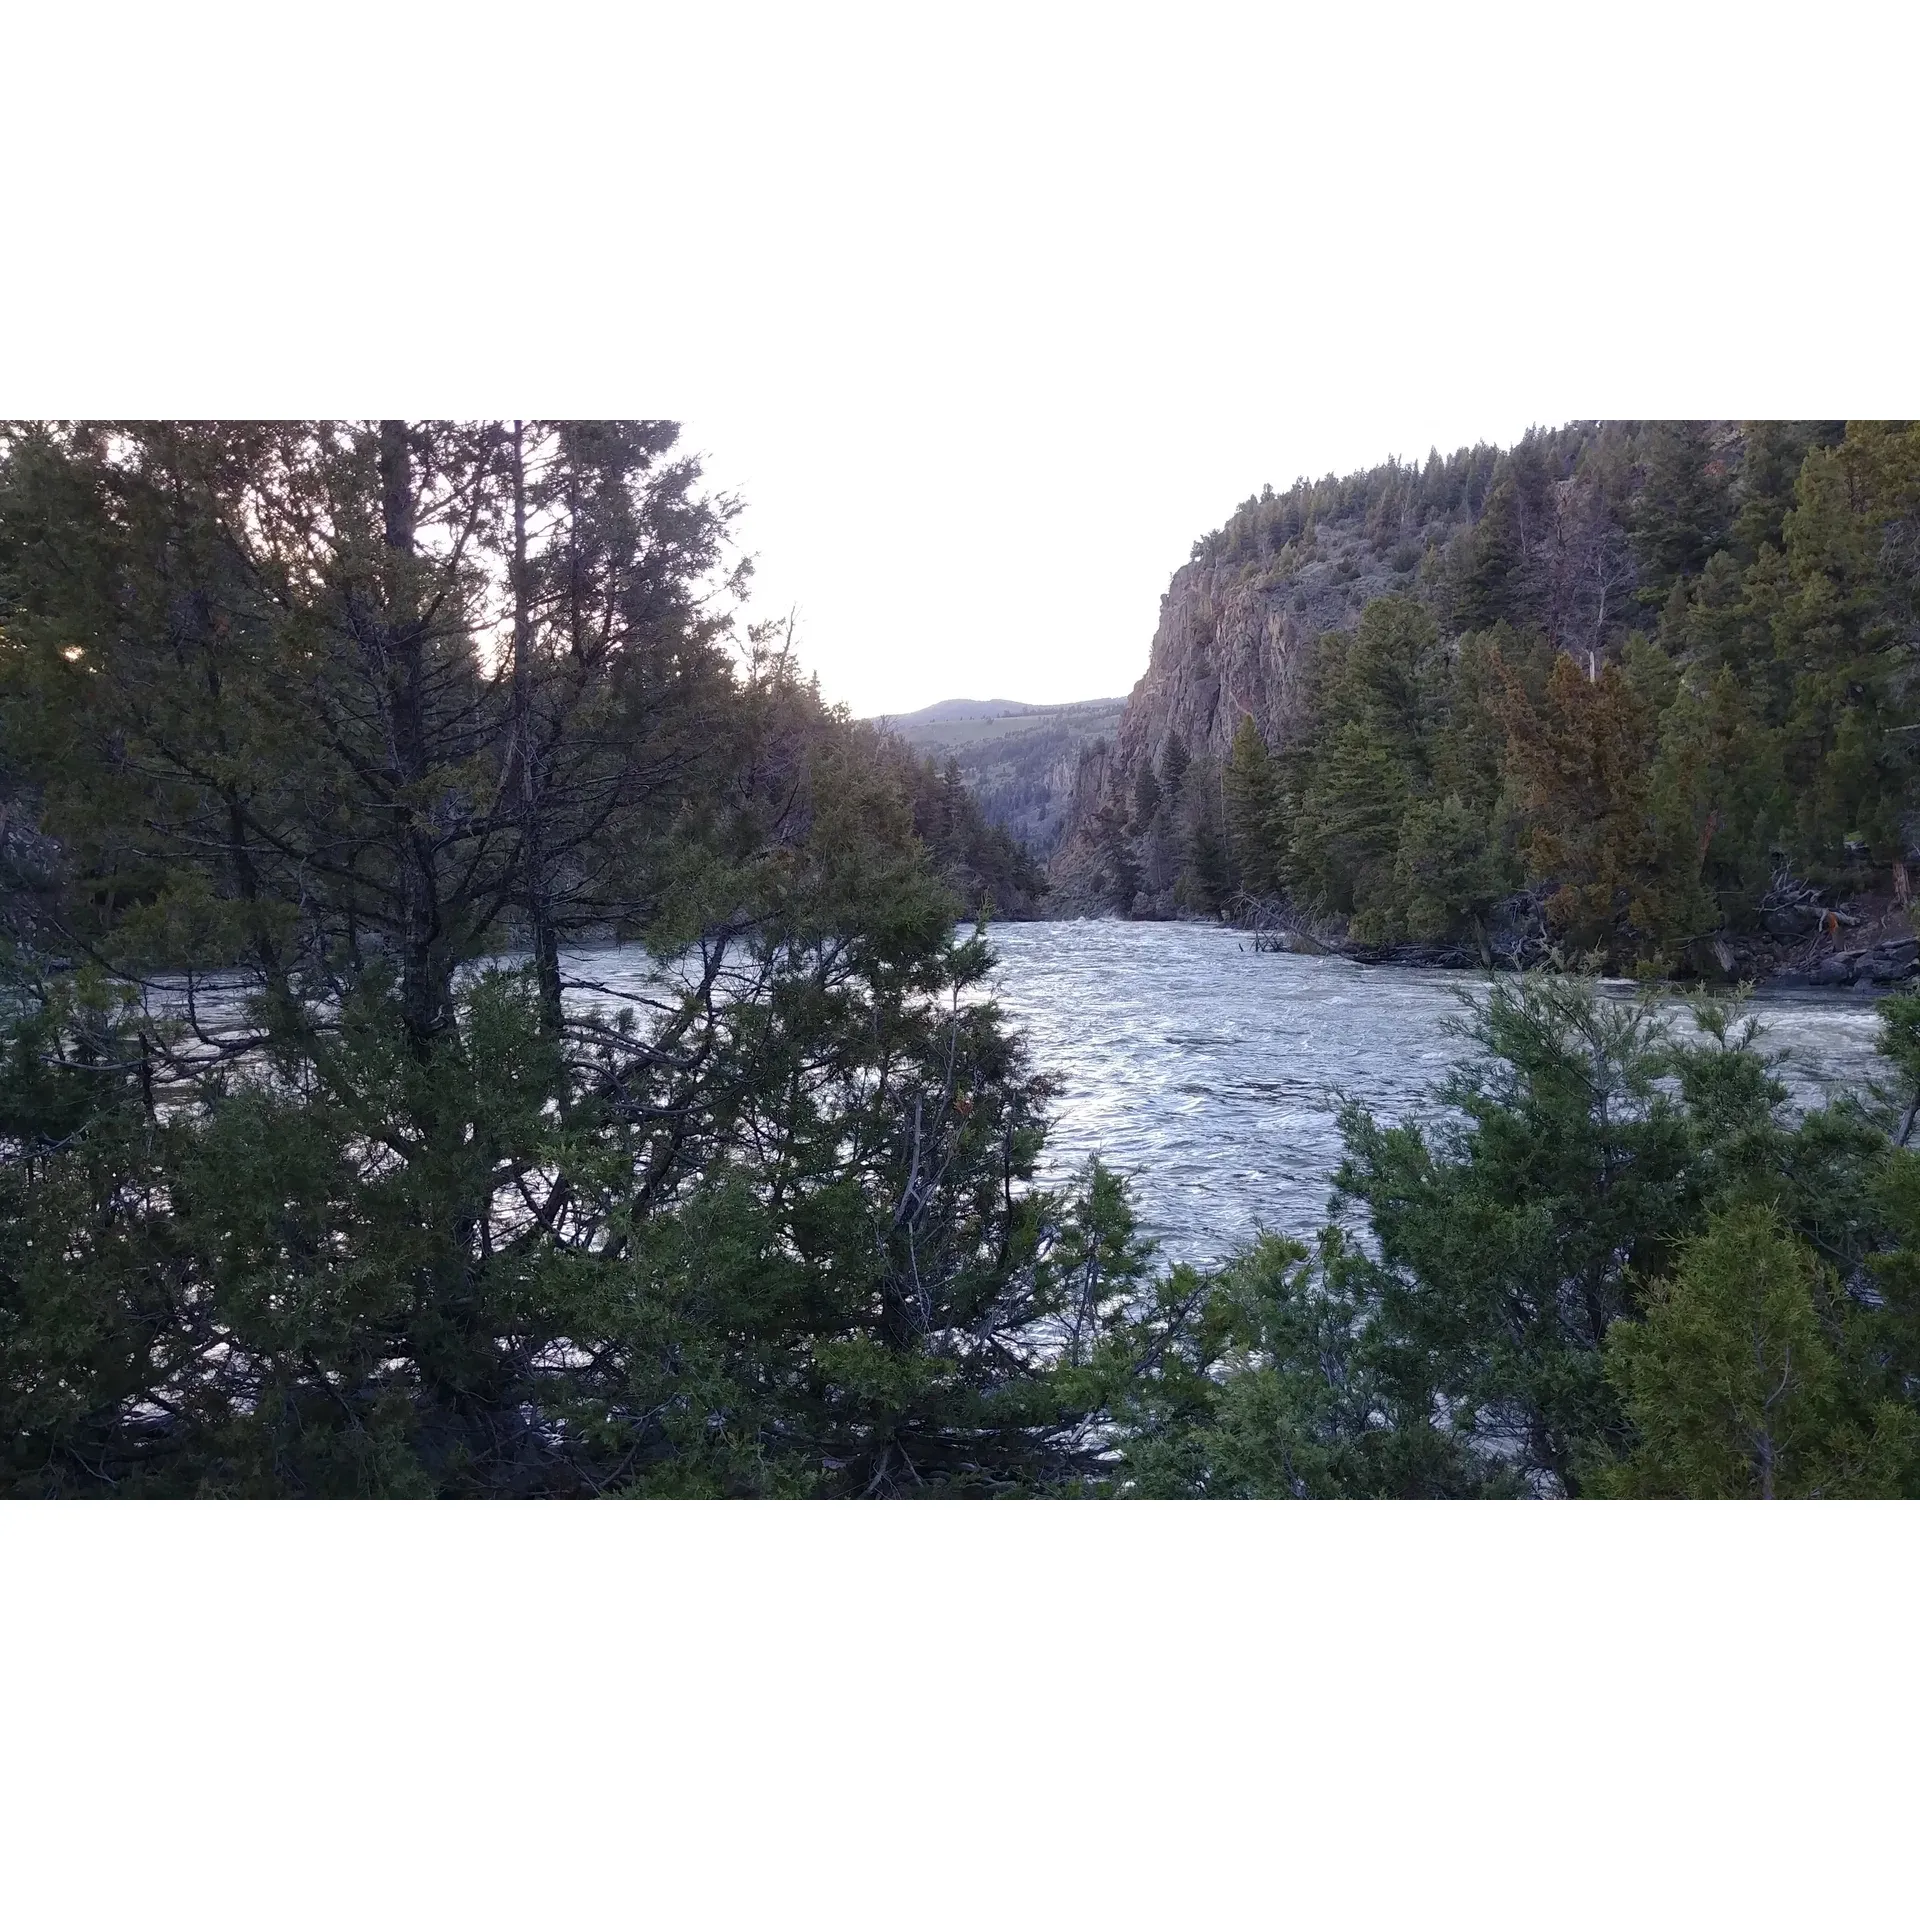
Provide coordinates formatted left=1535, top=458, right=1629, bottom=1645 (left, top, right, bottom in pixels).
left=962, top=920, right=1894, bottom=1267
left=151, top=921, right=1896, bottom=1271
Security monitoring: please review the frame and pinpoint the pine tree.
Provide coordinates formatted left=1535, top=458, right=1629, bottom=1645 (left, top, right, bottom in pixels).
left=0, top=422, right=1156, bottom=1496
left=1223, top=716, right=1282, bottom=897
left=1631, top=420, right=1731, bottom=606
left=1179, top=808, right=1233, bottom=917
left=1288, top=721, right=1409, bottom=926
left=1157, top=733, right=1190, bottom=801
left=1394, top=792, right=1497, bottom=943
left=1132, top=759, right=1162, bottom=827
left=1097, top=805, right=1141, bottom=915
left=1727, top=419, right=1843, bottom=561
left=1499, top=652, right=1687, bottom=960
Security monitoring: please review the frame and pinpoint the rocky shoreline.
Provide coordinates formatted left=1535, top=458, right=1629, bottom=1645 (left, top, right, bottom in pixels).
left=1208, top=887, right=1920, bottom=994
left=1768, top=936, right=1919, bottom=991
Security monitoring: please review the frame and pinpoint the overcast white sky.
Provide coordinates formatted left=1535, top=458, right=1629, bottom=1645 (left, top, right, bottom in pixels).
left=7, top=2, right=1916, bottom=718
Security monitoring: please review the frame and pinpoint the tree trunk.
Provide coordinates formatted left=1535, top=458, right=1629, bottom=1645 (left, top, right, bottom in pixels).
left=510, top=422, right=562, bottom=1034
left=379, top=419, right=447, bottom=1057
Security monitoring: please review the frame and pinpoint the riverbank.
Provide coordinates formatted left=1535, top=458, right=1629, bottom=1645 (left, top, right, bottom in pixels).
left=1042, top=885, right=1920, bottom=995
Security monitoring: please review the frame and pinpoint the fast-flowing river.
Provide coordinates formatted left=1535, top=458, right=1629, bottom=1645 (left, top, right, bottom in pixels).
left=966, top=920, right=1896, bottom=1267
left=151, top=920, right=1899, bottom=1271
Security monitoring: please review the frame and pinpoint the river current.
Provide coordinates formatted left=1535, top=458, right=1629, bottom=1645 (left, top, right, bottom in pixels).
left=152, top=921, right=1897, bottom=1271
left=966, top=920, right=1894, bottom=1267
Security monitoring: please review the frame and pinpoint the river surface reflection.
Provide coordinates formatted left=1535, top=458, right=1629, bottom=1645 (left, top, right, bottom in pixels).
left=968, top=920, right=1893, bottom=1267
left=149, top=921, right=1898, bottom=1272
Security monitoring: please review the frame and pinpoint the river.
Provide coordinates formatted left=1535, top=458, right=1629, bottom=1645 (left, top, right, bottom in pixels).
left=968, top=919, right=1896, bottom=1267
left=149, top=920, right=1899, bottom=1271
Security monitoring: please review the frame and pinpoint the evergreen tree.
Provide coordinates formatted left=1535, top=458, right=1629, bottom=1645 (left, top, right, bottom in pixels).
left=1223, top=716, right=1282, bottom=897
left=1193, top=421, right=1916, bottom=960
left=1645, top=659, right=1786, bottom=925
left=871, top=736, right=1048, bottom=916
left=1096, top=805, right=1141, bottom=916
left=1132, top=759, right=1162, bottom=828
left=1111, top=981, right=1920, bottom=1501
left=1727, top=419, right=1844, bottom=562
left=1115, top=1228, right=1487, bottom=1498
left=1499, top=653, right=1698, bottom=961
left=1288, top=720, right=1409, bottom=931
left=1394, top=792, right=1498, bottom=944
left=1284, top=595, right=1448, bottom=936
left=1327, top=976, right=1699, bottom=1492
left=1631, top=420, right=1732, bottom=606
left=1179, top=807, right=1233, bottom=917
left=1603, top=1206, right=1918, bottom=1497
left=0, top=422, right=1152, bottom=1496
left=1450, top=438, right=1560, bottom=634
left=1157, top=733, right=1190, bottom=801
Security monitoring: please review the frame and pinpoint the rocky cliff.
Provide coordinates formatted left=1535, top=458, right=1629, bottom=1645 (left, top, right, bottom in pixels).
left=1048, top=421, right=1685, bottom=914
left=1049, top=505, right=1437, bottom=910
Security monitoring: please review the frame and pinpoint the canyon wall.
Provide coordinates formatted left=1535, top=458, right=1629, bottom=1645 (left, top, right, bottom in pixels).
left=1048, top=513, right=1430, bottom=909
left=1046, top=420, right=1691, bottom=913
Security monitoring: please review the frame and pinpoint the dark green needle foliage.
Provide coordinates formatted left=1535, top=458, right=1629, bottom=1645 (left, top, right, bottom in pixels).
left=0, top=422, right=1153, bottom=1497
left=1205, top=421, right=1920, bottom=971
left=1600, top=1206, right=1919, bottom=1498
left=1109, top=978, right=1920, bottom=1500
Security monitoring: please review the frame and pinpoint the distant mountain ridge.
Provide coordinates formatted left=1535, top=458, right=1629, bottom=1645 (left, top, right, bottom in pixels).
left=870, top=695, right=1129, bottom=733
left=864, top=695, right=1128, bottom=860
left=871, top=697, right=1029, bottom=724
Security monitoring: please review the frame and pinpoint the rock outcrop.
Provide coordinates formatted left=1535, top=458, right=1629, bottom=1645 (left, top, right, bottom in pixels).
left=1049, top=514, right=1420, bottom=910
left=1048, top=420, right=1682, bottom=914
left=1774, top=936, right=1920, bottom=990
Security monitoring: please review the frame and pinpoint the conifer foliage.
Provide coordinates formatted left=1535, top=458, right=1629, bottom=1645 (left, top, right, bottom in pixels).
left=1145, top=422, right=1919, bottom=973
left=0, top=422, right=1139, bottom=1495
left=4, top=421, right=1918, bottom=1499
left=1118, top=977, right=1920, bottom=1499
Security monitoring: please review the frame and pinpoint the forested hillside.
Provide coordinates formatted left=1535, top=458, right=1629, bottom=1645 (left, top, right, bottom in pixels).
left=1057, top=422, right=1920, bottom=986
left=870, top=732, right=1049, bottom=915
left=873, top=696, right=1125, bottom=860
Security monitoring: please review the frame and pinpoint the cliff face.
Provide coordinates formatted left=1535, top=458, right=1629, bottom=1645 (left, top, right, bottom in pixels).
left=1049, top=515, right=1418, bottom=910
left=1047, top=420, right=1690, bottom=914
